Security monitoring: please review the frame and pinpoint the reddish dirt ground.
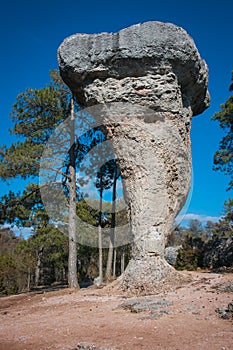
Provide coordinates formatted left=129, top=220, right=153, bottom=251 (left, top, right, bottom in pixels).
left=0, top=271, right=232, bottom=350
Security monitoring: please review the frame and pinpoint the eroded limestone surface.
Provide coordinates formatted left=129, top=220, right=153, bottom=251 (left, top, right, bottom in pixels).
left=58, top=21, right=209, bottom=293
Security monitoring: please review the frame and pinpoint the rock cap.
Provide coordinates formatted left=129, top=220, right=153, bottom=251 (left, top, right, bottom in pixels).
left=58, top=21, right=209, bottom=115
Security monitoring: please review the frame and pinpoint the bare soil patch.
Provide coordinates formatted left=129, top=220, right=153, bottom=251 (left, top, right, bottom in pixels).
left=0, top=271, right=232, bottom=350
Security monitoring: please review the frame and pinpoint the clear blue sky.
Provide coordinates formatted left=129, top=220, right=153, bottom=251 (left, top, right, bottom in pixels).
left=0, top=0, right=232, bottom=226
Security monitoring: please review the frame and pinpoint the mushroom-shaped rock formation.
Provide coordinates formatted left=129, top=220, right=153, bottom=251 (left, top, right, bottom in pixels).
left=58, top=21, right=209, bottom=294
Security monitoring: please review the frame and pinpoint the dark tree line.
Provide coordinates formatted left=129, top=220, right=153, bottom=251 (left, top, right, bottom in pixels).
left=0, top=209, right=131, bottom=296
left=168, top=201, right=232, bottom=271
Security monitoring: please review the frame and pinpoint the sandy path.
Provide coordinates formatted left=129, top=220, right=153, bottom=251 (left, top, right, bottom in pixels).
left=0, top=271, right=232, bottom=350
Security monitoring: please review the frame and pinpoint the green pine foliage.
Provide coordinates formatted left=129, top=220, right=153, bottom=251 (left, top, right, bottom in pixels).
left=0, top=253, right=18, bottom=295
left=175, top=236, right=205, bottom=271
left=212, top=71, right=233, bottom=190
left=0, top=71, right=71, bottom=180
left=174, top=202, right=233, bottom=271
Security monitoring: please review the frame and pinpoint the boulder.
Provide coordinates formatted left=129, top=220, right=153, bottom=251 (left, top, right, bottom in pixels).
left=165, top=246, right=181, bottom=266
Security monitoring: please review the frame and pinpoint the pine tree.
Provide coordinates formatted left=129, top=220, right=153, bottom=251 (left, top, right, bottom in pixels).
left=212, top=71, right=233, bottom=190
left=0, top=71, right=81, bottom=288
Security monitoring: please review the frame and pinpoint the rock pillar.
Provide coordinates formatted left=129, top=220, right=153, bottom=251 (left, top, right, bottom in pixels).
left=58, top=21, right=209, bottom=293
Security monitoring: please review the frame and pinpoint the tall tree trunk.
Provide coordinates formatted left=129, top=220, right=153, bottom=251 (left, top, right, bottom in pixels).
left=98, top=175, right=103, bottom=285
left=121, top=248, right=125, bottom=275
left=113, top=248, right=117, bottom=278
left=68, top=96, right=79, bottom=289
left=27, top=267, right=31, bottom=292
left=106, top=166, right=117, bottom=281
left=35, top=246, right=43, bottom=287
left=85, top=257, right=90, bottom=279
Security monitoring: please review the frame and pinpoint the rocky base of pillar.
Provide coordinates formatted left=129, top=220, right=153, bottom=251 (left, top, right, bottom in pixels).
left=120, top=257, right=191, bottom=295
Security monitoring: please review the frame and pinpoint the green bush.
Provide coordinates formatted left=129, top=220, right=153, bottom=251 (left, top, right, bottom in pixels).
left=0, top=253, right=18, bottom=295
left=175, top=236, right=205, bottom=271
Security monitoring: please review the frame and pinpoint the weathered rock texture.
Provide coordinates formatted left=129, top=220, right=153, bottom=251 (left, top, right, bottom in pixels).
left=58, top=21, right=209, bottom=293
left=165, top=246, right=181, bottom=266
